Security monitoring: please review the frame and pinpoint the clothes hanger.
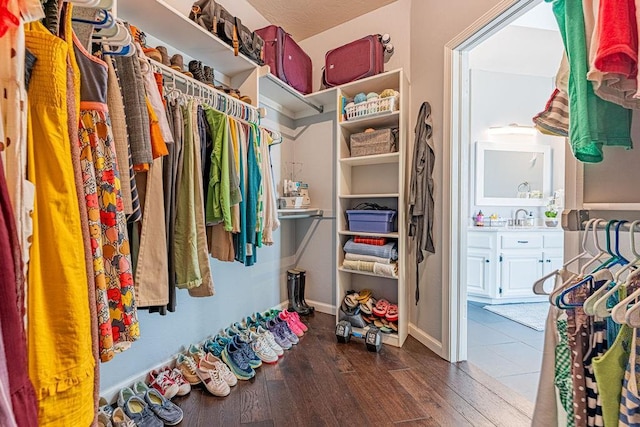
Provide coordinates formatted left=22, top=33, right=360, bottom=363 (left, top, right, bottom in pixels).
left=534, top=218, right=596, bottom=296
left=72, top=9, right=114, bottom=29
left=549, top=218, right=603, bottom=305
left=555, top=219, right=615, bottom=308
left=586, top=220, right=634, bottom=316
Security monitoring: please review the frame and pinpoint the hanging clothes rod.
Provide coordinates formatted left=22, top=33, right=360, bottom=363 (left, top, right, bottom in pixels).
left=150, top=59, right=261, bottom=124
left=565, top=209, right=640, bottom=231
left=149, top=58, right=285, bottom=144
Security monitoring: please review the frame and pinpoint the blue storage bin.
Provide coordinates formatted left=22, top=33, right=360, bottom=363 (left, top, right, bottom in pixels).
left=346, top=209, right=396, bottom=233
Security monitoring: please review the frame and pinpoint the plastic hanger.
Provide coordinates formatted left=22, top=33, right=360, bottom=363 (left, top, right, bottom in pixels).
left=555, top=219, right=616, bottom=308
left=586, top=220, right=634, bottom=316
left=549, top=218, right=603, bottom=305
left=72, top=9, right=114, bottom=29
left=66, top=0, right=101, bottom=6
left=534, top=218, right=596, bottom=296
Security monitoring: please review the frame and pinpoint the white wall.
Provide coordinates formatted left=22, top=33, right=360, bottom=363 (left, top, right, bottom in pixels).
left=299, top=0, right=411, bottom=92
left=410, top=0, right=507, bottom=344
left=469, top=25, right=563, bottom=77
left=468, top=70, right=566, bottom=223
left=164, top=0, right=270, bottom=30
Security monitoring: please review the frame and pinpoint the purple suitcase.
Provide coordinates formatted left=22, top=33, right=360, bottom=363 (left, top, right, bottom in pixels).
left=255, top=25, right=313, bottom=95
left=324, top=35, right=384, bottom=87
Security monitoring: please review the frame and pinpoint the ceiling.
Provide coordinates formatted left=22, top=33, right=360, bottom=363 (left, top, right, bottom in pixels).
left=246, top=0, right=398, bottom=40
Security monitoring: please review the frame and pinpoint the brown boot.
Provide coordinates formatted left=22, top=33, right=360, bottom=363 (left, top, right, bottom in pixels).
left=189, top=60, right=206, bottom=82
left=156, top=46, right=171, bottom=67
left=203, top=65, right=215, bottom=86
left=170, top=54, right=184, bottom=72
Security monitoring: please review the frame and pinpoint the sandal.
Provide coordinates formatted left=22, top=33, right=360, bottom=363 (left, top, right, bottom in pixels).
left=360, top=298, right=373, bottom=315
left=389, top=322, right=398, bottom=332
left=344, top=293, right=360, bottom=308
left=372, top=299, right=390, bottom=317
left=357, top=289, right=372, bottom=302
left=385, top=304, right=398, bottom=322
left=374, top=319, right=384, bottom=328
left=380, top=326, right=393, bottom=334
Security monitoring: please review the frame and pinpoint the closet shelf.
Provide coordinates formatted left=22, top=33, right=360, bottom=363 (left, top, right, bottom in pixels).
left=338, top=267, right=398, bottom=280
left=118, top=0, right=258, bottom=77
left=339, top=152, right=399, bottom=166
left=259, top=68, right=337, bottom=117
left=339, top=231, right=399, bottom=238
left=339, top=193, right=399, bottom=199
left=277, top=208, right=324, bottom=220
left=351, top=326, right=399, bottom=346
left=340, top=111, right=400, bottom=132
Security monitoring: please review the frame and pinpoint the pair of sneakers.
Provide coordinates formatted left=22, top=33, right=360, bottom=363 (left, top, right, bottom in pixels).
left=147, top=369, right=185, bottom=400
left=149, top=367, right=191, bottom=399
left=196, top=351, right=238, bottom=397
left=227, top=323, right=280, bottom=364
left=279, top=310, right=308, bottom=337
left=117, top=386, right=183, bottom=426
left=267, top=316, right=300, bottom=350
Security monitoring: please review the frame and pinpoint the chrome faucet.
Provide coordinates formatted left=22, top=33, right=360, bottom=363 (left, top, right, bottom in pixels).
left=514, top=209, right=528, bottom=227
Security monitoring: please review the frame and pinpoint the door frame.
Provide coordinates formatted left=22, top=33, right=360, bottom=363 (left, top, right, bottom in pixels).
left=441, top=0, right=543, bottom=362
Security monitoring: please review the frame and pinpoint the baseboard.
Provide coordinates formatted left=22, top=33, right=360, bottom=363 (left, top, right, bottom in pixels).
left=408, top=323, right=443, bottom=357
left=278, top=299, right=335, bottom=315
left=101, top=354, right=178, bottom=405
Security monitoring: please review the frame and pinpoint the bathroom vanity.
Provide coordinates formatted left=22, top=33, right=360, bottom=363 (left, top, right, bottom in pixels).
left=467, top=227, right=563, bottom=304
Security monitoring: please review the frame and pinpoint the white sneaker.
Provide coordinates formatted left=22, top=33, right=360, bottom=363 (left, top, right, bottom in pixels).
left=111, top=407, right=136, bottom=427
left=249, top=331, right=279, bottom=364
left=196, top=359, right=230, bottom=397
left=255, top=326, right=284, bottom=357
left=202, top=352, right=238, bottom=387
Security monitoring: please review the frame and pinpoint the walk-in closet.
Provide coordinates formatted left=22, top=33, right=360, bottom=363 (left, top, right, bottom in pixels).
left=3, top=0, right=639, bottom=425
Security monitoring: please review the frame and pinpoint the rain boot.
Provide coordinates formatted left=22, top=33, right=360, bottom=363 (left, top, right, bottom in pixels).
left=287, top=270, right=309, bottom=316
left=296, top=269, right=315, bottom=313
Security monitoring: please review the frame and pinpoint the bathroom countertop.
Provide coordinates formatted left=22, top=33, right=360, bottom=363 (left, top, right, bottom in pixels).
left=468, top=226, right=563, bottom=232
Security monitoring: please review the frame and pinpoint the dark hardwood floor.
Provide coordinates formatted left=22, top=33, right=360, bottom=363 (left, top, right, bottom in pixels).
left=172, top=313, right=534, bottom=426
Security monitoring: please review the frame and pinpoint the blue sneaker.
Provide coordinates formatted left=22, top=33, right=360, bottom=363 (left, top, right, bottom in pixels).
left=232, top=335, right=262, bottom=369
left=267, top=319, right=292, bottom=350
left=144, top=389, right=184, bottom=426
left=221, top=341, right=255, bottom=380
left=203, top=338, right=225, bottom=358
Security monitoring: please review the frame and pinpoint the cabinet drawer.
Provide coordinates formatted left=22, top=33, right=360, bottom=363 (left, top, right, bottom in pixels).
left=468, top=234, right=494, bottom=249
left=501, top=235, right=543, bottom=249
left=544, top=234, right=563, bottom=248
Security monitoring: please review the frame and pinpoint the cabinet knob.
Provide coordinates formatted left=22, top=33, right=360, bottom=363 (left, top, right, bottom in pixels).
left=485, top=259, right=490, bottom=263
left=538, top=260, right=544, bottom=263
left=517, top=240, right=529, bottom=244
left=546, top=259, right=551, bottom=263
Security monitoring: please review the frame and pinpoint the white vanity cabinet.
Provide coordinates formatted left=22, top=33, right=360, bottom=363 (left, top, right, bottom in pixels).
left=467, top=229, right=563, bottom=304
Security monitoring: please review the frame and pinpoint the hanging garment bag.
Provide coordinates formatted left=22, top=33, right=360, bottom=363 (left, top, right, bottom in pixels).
left=255, top=25, right=312, bottom=94
left=323, top=35, right=384, bottom=87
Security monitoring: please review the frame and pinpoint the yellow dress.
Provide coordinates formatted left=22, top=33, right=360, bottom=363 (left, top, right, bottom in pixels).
left=25, top=20, right=94, bottom=426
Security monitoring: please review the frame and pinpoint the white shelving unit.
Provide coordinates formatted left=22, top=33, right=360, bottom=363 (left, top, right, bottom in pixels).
left=335, top=69, right=410, bottom=348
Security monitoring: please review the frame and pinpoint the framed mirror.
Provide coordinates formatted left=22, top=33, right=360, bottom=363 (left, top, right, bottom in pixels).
left=475, top=141, right=551, bottom=206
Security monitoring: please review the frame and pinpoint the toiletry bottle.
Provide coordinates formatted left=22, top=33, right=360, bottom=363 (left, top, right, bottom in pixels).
left=527, top=211, right=535, bottom=227
left=476, top=210, right=484, bottom=227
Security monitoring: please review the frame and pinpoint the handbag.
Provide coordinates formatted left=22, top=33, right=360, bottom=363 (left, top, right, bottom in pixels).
left=235, top=17, right=264, bottom=65
left=213, top=3, right=238, bottom=56
left=188, top=0, right=216, bottom=32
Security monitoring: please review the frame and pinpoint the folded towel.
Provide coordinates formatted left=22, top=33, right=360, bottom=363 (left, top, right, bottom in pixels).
left=342, top=260, right=398, bottom=278
left=343, top=239, right=398, bottom=260
left=345, top=253, right=393, bottom=264
left=353, top=236, right=387, bottom=246
left=373, top=263, right=398, bottom=278
left=342, top=260, right=375, bottom=273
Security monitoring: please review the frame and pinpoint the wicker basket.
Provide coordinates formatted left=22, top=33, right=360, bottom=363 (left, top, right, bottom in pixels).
left=345, top=95, right=398, bottom=121
left=350, top=128, right=398, bottom=157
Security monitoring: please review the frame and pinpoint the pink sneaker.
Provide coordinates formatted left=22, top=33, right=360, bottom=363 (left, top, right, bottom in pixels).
left=279, top=311, right=304, bottom=337
left=288, top=311, right=308, bottom=332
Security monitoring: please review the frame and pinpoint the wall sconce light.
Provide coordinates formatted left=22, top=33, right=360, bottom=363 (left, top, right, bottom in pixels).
left=487, top=123, right=537, bottom=136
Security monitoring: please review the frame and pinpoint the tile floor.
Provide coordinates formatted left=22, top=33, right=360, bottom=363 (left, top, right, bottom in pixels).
left=467, top=302, right=545, bottom=403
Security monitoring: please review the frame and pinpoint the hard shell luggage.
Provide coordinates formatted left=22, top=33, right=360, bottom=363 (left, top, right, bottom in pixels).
left=255, top=25, right=313, bottom=95
left=323, top=35, right=384, bottom=87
